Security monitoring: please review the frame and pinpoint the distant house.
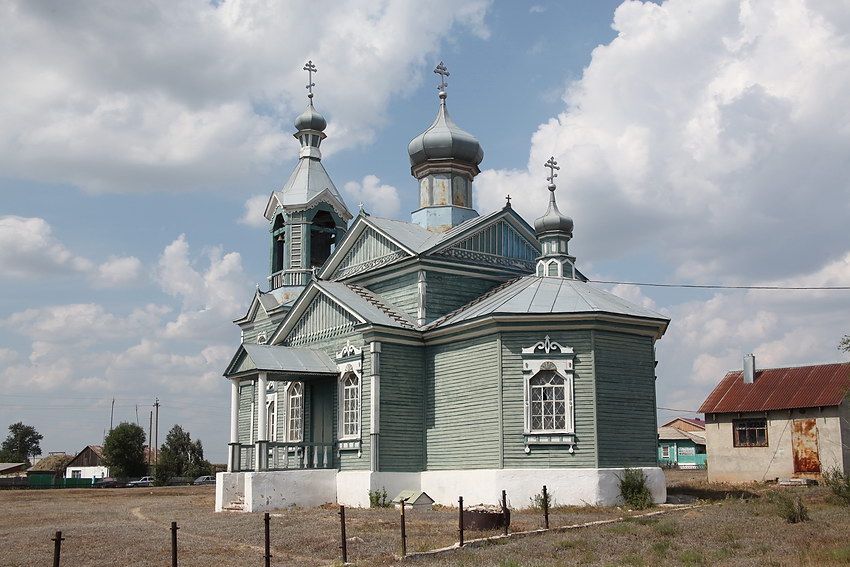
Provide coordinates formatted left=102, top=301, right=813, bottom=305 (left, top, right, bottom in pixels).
left=658, top=418, right=706, bottom=469
left=27, top=454, right=74, bottom=487
left=699, top=355, right=850, bottom=483
left=65, top=445, right=109, bottom=479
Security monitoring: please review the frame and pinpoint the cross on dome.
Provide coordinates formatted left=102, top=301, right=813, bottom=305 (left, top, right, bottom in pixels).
left=545, top=156, right=560, bottom=189
left=303, top=60, right=317, bottom=99
left=434, top=62, right=450, bottom=98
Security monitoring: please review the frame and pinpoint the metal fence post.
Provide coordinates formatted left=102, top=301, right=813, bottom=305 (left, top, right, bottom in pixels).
left=400, top=498, right=407, bottom=557
left=264, top=512, right=272, bottom=567
left=52, top=531, right=64, bottom=567
left=542, top=485, right=549, bottom=529
left=170, top=522, right=179, bottom=567
left=458, top=496, right=464, bottom=547
left=502, top=490, right=509, bottom=536
left=338, top=505, right=348, bottom=564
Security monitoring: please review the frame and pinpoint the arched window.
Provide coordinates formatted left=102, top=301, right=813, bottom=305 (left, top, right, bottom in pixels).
left=310, top=210, right=336, bottom=267
left=547, top=260, right=560, bottom=277
left=286, top=382, right=303, bottom=442
left=341, top=372, right=360, bottom=439
left=528, top=370, right=567, bottom=432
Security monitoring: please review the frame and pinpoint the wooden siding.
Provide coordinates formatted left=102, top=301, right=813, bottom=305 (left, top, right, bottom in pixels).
left=378, top=343, right=425, bottom=472
left=366, top=272, right=420, bottom=320
left=425, top=273, right=501, bottom=321
left=500, top=331, right=598, bottom=469
left=238, top=381, right=255, bottom=444
left=332, top=227, right=407, bottom=279
left=425, top=336, right=501, bottom=470
left=285, top=293, right=358, bottom=346
left=432, top=220, right=538, bottom=272
left=594, top=330, right=658, bottom=467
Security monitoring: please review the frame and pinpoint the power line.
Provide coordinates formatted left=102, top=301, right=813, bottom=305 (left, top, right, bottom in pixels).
left=591, top=280, right=850, bottom=290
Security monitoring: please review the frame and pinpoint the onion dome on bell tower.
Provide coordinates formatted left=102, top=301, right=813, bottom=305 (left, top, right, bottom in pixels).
left=534, top=157, right=577, bottom=279
left=407, top=62, right=484, bottom=232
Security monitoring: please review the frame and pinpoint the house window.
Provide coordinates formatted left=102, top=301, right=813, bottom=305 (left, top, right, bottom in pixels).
left=733, top=418, right=767, bottom=447
left=266, top=395, right=277, bottom=442
left=341, top=373, right=360, bottom=439
left=661, top=445, right=670, bottom=459
left=71, top=470, right=81, bottom=478
left=529, top=370, right=568, bottom=431
left=287, top=382, right=303, bottom=442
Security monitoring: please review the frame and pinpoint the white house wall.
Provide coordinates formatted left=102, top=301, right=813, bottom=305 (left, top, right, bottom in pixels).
left=706, top=407, right=847, bottom=483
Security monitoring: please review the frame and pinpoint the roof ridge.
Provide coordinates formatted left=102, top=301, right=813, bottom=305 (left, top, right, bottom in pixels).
left=345, top=283, right=416, bottom=329
left=422, top=275, right=526, bottom=330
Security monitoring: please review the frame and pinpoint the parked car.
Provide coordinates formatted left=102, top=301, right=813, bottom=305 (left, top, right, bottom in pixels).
left=92, top=477, right=124, bottom=488
left=192, top=475, right=216, bottom=485
left=127, top=476, right=154, bottom=487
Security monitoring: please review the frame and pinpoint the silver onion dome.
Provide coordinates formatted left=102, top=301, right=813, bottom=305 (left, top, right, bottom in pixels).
left=408, top=91, right=484, bottom=167
left=294, top=101, right=327, bottom=132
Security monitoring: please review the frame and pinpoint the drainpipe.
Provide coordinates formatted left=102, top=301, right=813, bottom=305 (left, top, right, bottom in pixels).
left=256, top=372, right=268, bottom=471
left=417, top=271, right=426, bottom=326
left=370, top=342, right=381, bottom=472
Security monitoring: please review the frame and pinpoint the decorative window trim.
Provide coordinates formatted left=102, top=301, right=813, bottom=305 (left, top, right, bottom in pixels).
left=522, top=336, right=575, bottom=454
left=285, top=382, right=303, bottom=443
left=266, top=392, right=278, bottom=442
left=336, top=341, right=363, bottom=449
left=257, top=331, right=268, bottom=345
left=661, top=445, right=670, bottom=459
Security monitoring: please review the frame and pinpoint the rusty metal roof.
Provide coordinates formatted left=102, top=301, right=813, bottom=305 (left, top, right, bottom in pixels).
left=698, top=362, right=850, bottom=414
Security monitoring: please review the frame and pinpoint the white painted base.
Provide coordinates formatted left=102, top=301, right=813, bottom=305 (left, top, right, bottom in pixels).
left=419, top=468, right=666, bottom=508
left=215, top=467, right=666, bottom=512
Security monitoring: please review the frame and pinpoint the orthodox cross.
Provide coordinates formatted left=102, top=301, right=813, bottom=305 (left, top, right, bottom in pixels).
left=545, top=156, right=560, bottom=186
left=505, top=194, right=512, bottom=207
left=434, top=61, right=450, bottom=93
left=303, top=60, right=317, bottom=99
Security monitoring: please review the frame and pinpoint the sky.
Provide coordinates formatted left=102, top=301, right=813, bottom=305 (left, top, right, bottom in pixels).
left=2, top=0, right=849, bottom=464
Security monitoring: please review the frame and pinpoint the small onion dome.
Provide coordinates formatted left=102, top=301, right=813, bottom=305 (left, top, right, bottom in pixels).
left=408, top=97, right=484, bottom=167
left=294, top=101, right=327, bottom=132
left=534, top=185, right=574, bottom=236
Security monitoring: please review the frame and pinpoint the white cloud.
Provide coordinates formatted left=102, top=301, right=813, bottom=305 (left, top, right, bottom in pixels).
left=0, top=348, right=17, bottom=365
left=476, top=0, right=850, bottom=285
left=0, top=0, right=492, bottom=195
left=91, top=256, right=145, bottom=288
left=0, top=216, right=92, bottom=278
left=343, top=175, right=401, bottom=219
left=238, top=194, right=270, bottom=228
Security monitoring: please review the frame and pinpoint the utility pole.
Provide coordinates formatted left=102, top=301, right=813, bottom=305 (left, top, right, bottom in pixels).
left=110, top=397, right=115, bottom=431
left=154, top=398, right=160, bottom=469
left=148, top=410, right=153, bottom=467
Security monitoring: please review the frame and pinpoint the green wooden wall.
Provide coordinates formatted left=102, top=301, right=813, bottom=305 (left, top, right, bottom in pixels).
left=366, top=272, right=420, bottom=320
left=378, top=342, right=425, bottom=472
left=425, top=272, right=501, bottom=322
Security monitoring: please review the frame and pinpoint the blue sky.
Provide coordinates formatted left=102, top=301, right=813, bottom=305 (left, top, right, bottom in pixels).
left=2, top=0, right=849, bottom=463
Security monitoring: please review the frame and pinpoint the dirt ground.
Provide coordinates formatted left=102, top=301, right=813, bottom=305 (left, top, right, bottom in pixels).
left=3, top=470, right=850, bottom=566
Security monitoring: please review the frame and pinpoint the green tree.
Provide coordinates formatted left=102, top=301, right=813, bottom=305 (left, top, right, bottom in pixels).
left=0, top=422, right=43, bottom=465
left=154, top=425, right=211, bottom=485
left=102, top=422, right=147, bottom=478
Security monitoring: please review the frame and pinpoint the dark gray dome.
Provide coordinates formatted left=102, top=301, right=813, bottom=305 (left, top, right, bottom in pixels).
left=534, top=187, right=574, bottom=236
left=294, top=102, right=327, bottom=132
left=408, top=101, right=483, bottom=167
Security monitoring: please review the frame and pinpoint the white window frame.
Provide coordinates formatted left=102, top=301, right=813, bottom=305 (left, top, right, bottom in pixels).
left=661, top=445, right=670, bottom=459
left=286, top=382, right=303, bottom=443
left=266, top=392, right=278, bottom=442
left=521, top=336, right=576, bottom=452
left=336, top=340, right=363, bottom=445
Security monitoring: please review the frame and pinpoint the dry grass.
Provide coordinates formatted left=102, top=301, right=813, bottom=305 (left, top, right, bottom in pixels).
left=3, top=470, right=850, bottom=566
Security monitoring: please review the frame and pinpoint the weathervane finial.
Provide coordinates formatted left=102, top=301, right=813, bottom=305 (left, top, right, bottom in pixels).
left=303, top=60, right=317, bottom=99
left=545, top=156, right=560, bottom=190
left=434, top=61, right=450, bottom=99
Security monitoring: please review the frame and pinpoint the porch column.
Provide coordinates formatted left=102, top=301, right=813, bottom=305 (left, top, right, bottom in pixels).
left=370, top=342, right=381, bottom=472
left=255, top=372, right=269, bottom=471
left=228, top=379, right=241, bottom=472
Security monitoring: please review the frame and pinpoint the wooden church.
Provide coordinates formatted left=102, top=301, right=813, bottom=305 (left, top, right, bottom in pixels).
left=216, top=63, right=670, bottom=512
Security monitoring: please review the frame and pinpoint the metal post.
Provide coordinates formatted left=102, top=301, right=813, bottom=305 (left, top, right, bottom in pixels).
left=502, top=490, right=509, bottom=536
left=52, top=531, right=64, bottom=567
left=170, top=522, right=179, bottom=567
left=542, top=485, right=549, bottom=529
left=338, top=505, right=348, bottom=564
left=264, top=512, right=272, bottom=567
left=458, top=496, right=464, bottom=547
left=400, top=499, right=408, bottom=557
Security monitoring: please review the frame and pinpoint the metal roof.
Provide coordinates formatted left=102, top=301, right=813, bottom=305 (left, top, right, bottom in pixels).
left=657, top=426, right=706, bottom=444
left=239, top=344, right=337, bottom=375
left=698, top=362, right=850, bottom=414
left=427, top=275, right=669, bottom=330
left=276, top=157, right=346, bottom=211
left=316, top=281, right=416, bottom=329
left=367, top=216, right=437, bottom=252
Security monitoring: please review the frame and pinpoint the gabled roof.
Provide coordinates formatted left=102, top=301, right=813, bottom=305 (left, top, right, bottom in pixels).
left=224, top=343, right=338, bottom=379
left=425, top=275, right=669, bottom=336
left=698, top=362, right=850, bottom=414
left=661, top=417, right=705, bottom=430
left=657, top=426, right=706, bottom=444
left=234, top=287, right=301, bottom=326
left=265, top=158, right=352, bottom=221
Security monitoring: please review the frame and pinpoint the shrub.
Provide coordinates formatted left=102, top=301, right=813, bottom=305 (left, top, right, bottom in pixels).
left=771, top=491, right=809, bottom=523
left=368, top=486, right=390, bottom=508
left=822, top=466, right=850, bottom=505
left=619, top=467, right=652, bottom=510
left=529, top=487, right=556, bottom=510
